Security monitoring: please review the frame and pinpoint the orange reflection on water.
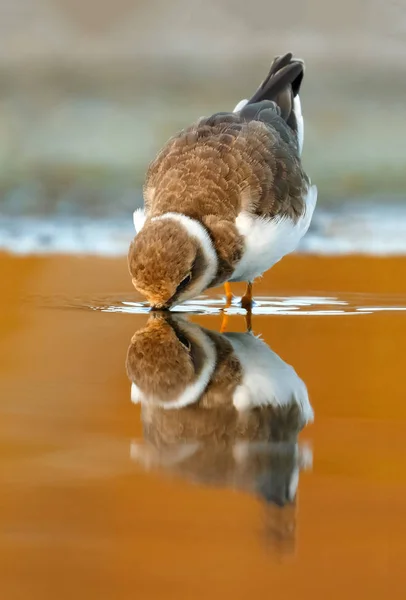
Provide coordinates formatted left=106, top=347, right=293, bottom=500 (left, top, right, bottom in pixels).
left=1, top=253, right=406, bottom=599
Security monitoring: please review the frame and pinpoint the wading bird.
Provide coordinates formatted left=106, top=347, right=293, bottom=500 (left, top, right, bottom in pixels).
left=128, top=53, right=317, bottom=316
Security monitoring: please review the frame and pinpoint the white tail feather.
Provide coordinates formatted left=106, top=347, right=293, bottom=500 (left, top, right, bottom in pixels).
left=293, top=95, right=304, bottom=155
left=233, top=99, right=248, bottom=113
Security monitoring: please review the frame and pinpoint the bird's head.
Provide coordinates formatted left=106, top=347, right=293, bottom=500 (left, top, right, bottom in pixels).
left=126, top=313, right=217, bottom=408
left=128, top=215, right=218, bottom=309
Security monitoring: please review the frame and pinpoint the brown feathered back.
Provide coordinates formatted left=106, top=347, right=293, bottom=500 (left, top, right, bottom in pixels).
left=141, top=52, right=308, bottom=266
left=143, top=116, right=307, bottom=224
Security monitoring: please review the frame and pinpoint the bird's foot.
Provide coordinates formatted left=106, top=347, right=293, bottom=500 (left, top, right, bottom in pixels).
left=245, top=309, right=252, bottom=332
left=241, top=295, right=253, bottom=311
left=224, top=282, right=233, bottom=309
left=241, top=282, right=253, bottom=332
left=220, top=282, right=233, bottom=333
left=241, top=282, right=253, bottom=310
left=220, top=312, right=229, bottom=334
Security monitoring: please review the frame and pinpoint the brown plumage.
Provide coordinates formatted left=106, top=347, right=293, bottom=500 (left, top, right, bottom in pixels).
left=127, top=314, right=313, bottom=512
left=126, top=312, right=242, bottom=408
left=128, top=52, right=317, bottom=309
left=144, top=113, right=305, bottom=222
left=126, top=313, right=313, bottom=424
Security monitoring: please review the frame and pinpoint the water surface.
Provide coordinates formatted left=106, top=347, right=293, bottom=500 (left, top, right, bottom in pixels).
left=1, top=253, right=406, bottom=599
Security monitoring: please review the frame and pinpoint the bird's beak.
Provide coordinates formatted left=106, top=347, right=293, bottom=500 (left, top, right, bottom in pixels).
left=150, top=303, right=171, bottom=311
left=131, top=278, right=173, bottom=310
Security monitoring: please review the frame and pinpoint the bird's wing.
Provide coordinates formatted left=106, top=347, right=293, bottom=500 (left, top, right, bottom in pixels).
left=142, top=109, right=308, bottom=223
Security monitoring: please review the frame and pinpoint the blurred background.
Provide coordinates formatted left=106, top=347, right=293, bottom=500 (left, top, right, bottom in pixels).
left=0, top=0, right=405, bottom=253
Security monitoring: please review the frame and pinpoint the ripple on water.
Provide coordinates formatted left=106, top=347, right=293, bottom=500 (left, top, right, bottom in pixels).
left=31, top=293, right=406, bottom=317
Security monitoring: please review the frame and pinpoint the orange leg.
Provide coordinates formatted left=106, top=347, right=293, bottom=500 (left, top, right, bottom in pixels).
left=220, top=313, right=229, bottom=334
left=245, top=309, right=252, bottom=332
left=241, top=282, right=253, bottom=332
left=241, top=282, right=253, bottom=310
left=220, top=282, right=233, bottom=333
left=224, top=282, right=233, bottom=308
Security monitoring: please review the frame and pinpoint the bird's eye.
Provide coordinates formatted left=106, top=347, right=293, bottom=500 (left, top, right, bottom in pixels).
left=176, top=272, right=192, bottom=293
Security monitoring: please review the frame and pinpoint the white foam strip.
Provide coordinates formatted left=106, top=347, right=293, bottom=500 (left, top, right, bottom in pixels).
left=2, top=205, right=406, bottom=256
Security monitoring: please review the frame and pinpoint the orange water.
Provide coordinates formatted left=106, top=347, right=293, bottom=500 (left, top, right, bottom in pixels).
left=1, top=253, right=406, bottom=599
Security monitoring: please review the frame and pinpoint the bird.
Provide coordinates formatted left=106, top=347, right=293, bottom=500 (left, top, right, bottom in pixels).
left=126, top=313, right=313, bottom=510
left=126, top=313, right=313, bottom=424
left=128, top=52, right=317, bottom=311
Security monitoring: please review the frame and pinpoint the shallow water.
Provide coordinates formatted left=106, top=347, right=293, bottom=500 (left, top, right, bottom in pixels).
left=1, top=253, right=406, bottom=599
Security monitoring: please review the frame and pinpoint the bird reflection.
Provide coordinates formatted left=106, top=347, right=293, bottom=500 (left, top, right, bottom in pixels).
left=126, top=313, right=313, bottom=553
